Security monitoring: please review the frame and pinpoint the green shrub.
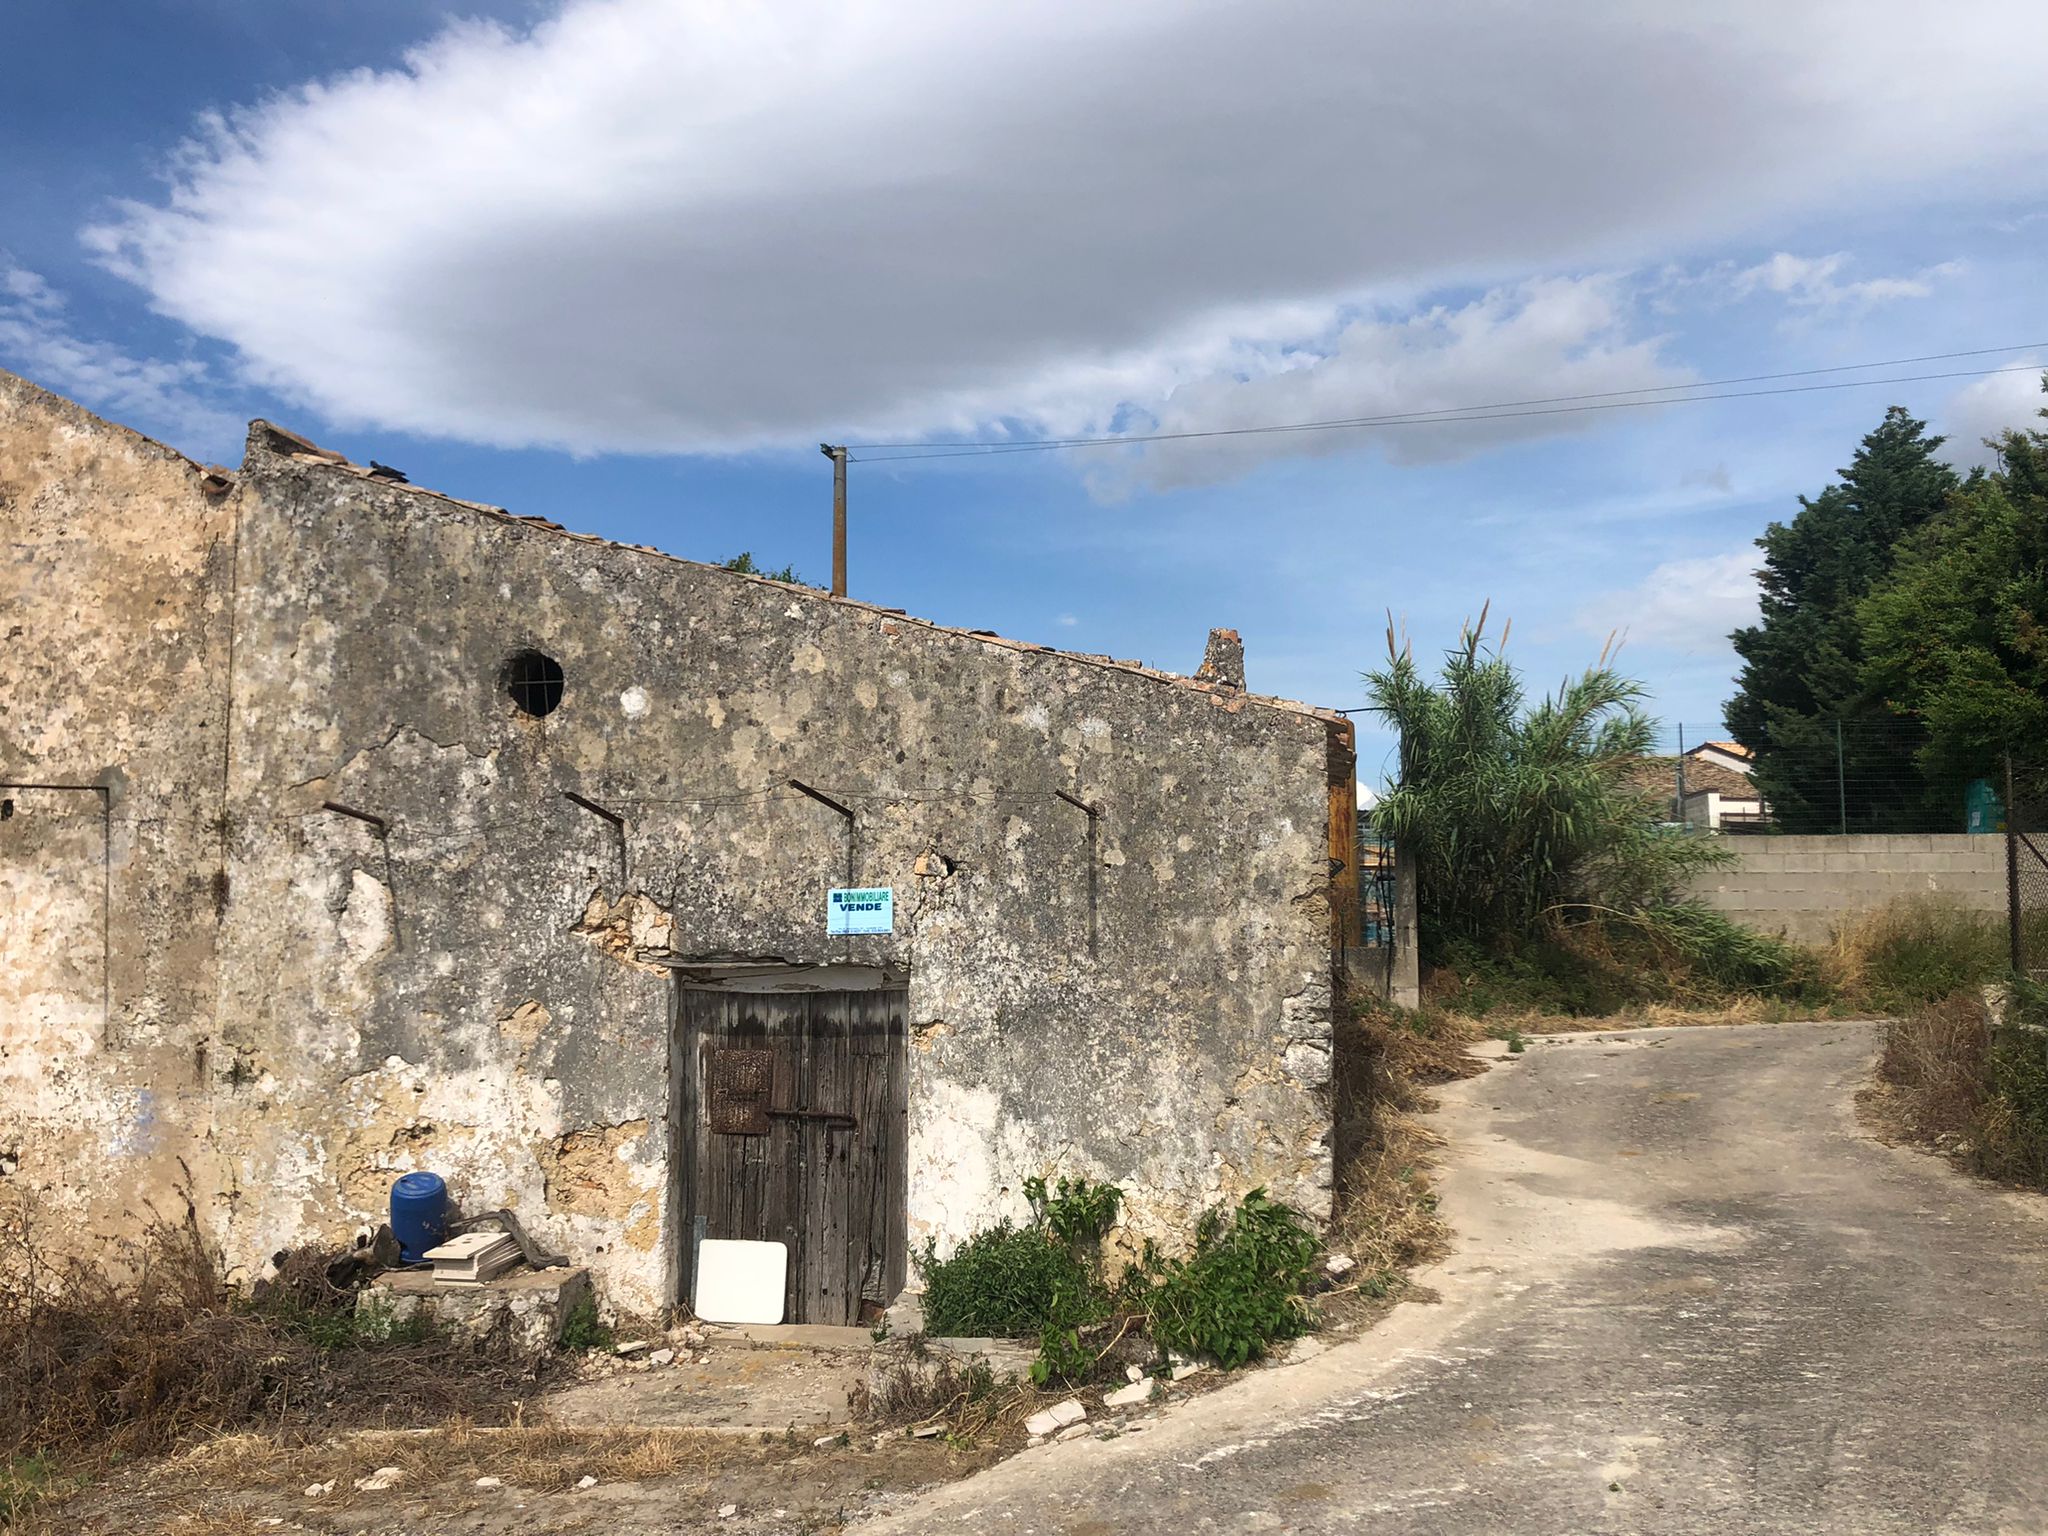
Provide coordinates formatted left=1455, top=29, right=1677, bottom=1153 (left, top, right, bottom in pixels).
left=1127, top=1190, right=1320, bottom=1370
left=1366, top=614, right=1731, bottom=950
left=922, top=1181, right=1324, bottom=1382
left=1432, top=908, right=1827, bottom=1018
left=1645, top=901, right=1815, bottom=994
left=918, top=1222, right=1104, bottom=1341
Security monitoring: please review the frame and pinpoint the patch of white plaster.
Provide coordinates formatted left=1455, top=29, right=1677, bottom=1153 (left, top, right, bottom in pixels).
left=337, top=869, right=394, bottom=962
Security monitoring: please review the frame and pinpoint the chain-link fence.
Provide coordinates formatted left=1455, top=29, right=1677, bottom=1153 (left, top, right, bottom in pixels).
left=1643, top=723, right=2012, bottom=836
left=2009, top=763, right=2048, bottom=981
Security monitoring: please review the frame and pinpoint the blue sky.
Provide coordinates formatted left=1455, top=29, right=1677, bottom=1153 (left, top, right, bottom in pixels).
left=5, top=1, right=2046, bottom=787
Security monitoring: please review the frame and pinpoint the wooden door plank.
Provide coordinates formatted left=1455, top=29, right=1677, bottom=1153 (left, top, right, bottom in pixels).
left=881, top=987, right=909, bottom=1301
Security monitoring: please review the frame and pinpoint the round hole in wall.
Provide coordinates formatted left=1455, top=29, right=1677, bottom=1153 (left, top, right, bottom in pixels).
left=504, top=650, right=565, bottom=717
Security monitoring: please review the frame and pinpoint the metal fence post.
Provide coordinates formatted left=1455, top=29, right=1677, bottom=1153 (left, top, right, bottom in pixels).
left=2009, top=752, right=2023, bottom=975
left=1836, top=720, right=1848, bottom=835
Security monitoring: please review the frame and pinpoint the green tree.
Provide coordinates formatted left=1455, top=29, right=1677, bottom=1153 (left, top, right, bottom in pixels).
left=722, top=550, right=805, bottom=584
left=1366, top=610, right=1725, bottom=954
left=1861, top=380, right=2048, bottom=789
left=1726, top=406, right=1959, bottom=831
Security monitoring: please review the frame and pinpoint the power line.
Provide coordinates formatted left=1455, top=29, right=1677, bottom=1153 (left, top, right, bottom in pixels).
left=847, top=346, right=2047, bottom=463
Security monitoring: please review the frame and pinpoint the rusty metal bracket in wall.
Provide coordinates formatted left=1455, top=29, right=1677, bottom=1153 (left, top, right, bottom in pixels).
left=562, top=791, right=629, bottom=886
left=787, top=779, right=857, bottom=889
left=1055, top=789, right=1101, bottom=955
left=1, top=782, right=112, bottom=1027
left=320, top=800, right=403, bottom=951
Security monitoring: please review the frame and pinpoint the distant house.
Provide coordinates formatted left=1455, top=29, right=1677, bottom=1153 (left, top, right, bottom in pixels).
left=1686, top=740, right=1757, bottom=779
left=1623, top=742, right=1770, bottom=832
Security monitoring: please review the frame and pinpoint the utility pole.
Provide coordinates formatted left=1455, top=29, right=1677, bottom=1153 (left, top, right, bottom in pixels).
left=820, top=444, right=848, bottom=596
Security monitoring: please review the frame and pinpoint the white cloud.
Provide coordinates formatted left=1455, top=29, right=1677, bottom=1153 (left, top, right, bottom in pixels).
left=84, top=0, right=2048, bottom=463
left=1938, top=363, right=2047, bottom=469
left=1078, top=276, right=1692, bottom=494
left=0, top=261, right=240, bottom=454
left=1728, top=251, right=1960, bottom=310
left=1580, top=551, right=1760, bottom=656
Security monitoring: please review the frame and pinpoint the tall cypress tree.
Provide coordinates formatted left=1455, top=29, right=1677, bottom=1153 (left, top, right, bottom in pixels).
left=1861, top=387, right=2048, bottom=794
left=1726, top=406, right=1959, bottom=831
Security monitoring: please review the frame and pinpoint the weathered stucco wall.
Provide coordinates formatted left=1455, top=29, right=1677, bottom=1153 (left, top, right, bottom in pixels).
left=2, top=377, right=1343, bottom=1317
left=214, top=437, right=1339, bottom=1313
left=0, top=373, right=236, bottom=1252
left=1688, top=833, right=2006, bottom=944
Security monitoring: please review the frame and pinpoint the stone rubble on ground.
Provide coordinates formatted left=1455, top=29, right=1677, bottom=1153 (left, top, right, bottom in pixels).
left=813, top=1433, right=841, bottom=1449
left=911, top=1423, right=944, bottom=1439
left=304, top=1480, right=335, bottom=1498
left=353, top=1467, right=404, bottom=1492
left=577, top=1474, right=599, bottom=1489
left=1055, top=1423, right=1091, bottom=1441
left=614, top=1339, right=650, bottom=1356
left=474, top=1476, right=504, bottom=1489
left=1103, top=1379, right=1152, bottom=1409
left=648, top=1347, right=676, bottom=1366
left=1169, top=1359, right=1207, bottom=1382
left=1125, top=1364, right=1145, bottom=1383
left=718, top=1503, right=739, bottom=1519
left=1024, top=1398, right=1088, bottom=1437
left=1324, top=1252, right=1357, bottom=1279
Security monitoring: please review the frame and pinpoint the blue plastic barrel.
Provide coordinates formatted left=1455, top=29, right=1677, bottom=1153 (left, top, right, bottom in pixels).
left=390, top=1171, right=448, bottom=1263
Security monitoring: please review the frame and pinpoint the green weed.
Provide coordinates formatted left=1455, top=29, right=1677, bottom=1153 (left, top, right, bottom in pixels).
left=0, top=1454, right=59, bottom=1522
left=558, top=1293, right=613, bottom=1352
left=1122, top=1190, right=1320, bottom=1370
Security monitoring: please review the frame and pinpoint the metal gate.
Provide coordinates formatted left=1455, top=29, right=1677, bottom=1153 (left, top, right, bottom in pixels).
left=676, top=980, right=908, bottom=1325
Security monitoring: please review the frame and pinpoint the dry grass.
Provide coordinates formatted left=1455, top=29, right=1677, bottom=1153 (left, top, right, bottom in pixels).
left=1329, top=1000, right=1484, bottom=1292
left=14, top=1420, right=999, bottom=1536
left=0, top=1192, right=545, bottom=1528
left=1826, top=897, right=2008, bottom=1014
left=1874, top=992, right=1992, bottom=1144
left=1866, top=984, right=2048, bottom=1189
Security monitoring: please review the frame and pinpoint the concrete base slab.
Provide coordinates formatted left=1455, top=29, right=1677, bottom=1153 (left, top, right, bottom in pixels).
left=701, top=1322, right=876, bottom=1352
left=544, top=1345, right=868, bottom=1430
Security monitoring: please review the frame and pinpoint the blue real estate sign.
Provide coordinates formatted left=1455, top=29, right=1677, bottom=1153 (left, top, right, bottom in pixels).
left=826, top=886, right=894, bottom=936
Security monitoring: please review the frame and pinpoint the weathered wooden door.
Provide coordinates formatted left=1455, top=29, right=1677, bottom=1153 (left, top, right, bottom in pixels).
left=679, top=985, right=908, bottom=1325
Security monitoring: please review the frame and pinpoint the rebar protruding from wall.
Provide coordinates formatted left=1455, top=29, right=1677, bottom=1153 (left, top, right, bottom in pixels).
left=788, top=779, right=857, bottom=889
left=563, top=791, right=629, bottom=886
left=1056, top=789, right=1101, bottom=955
left=320, top=800, right=402, bottom=951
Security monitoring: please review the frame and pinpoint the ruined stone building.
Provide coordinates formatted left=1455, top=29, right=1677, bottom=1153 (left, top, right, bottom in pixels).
left=1, top=371, right=1359, bottom=1321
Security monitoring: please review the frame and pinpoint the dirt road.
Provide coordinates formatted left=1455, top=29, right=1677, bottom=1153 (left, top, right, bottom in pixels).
left=862, top=1022, right=2048, bottom=1534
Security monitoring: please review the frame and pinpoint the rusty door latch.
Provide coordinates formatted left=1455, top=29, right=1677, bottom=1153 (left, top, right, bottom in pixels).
left=767, top=1107, right=858, bottom=1129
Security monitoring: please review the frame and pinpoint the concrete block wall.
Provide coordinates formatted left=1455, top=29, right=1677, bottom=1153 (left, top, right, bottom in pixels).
left=1688, top=834, right=2006, bottom=943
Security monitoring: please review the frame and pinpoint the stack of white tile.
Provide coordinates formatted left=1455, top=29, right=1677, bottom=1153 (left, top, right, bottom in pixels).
left=423, top=1231, right=521, bottom=1286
